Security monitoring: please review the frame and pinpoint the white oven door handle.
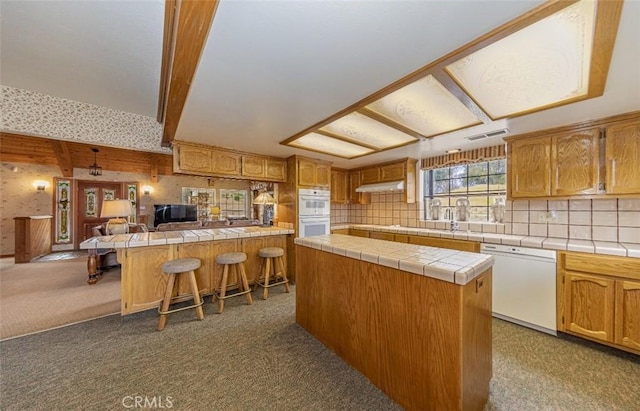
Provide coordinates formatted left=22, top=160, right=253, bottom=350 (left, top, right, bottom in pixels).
left=300, top=196, right=328, bottom=201
left=300, top=218, right=330, bottom=223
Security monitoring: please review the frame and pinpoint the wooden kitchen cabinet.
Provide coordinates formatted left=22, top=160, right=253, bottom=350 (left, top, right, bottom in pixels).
left=614, top=280, right=640, bottom=351
left=297, top=157, right=331, bottom=188
left=211, top=149, right=241, bottom=176
left=369, top=231, right=395, bottom=241
left=265, top=158, right=287, bottom=181
left=380, top=162, right=406, bottom=182
left=508, top=136, right=551, bottom=198
left=173, top=140, right=286, bottom=182
left=349, top=171, right=370, bottom=204
left=348, top=229, right=370, bottom=238
left=174, top=143, right=213, bottom=176
left=563, top=272, right=615, bottom=343
left=606, top=119, right=640, bottom=194
left=331, top=169, right=349, bottom=203
left=353, top=158, right=416, bottom=203
left=408, top=235, right=480, bottom=253
left=361, top=167, right=381, bottom=184
left=551, top=128, right=600, bottom=196
left=506, top=113, right=640, bottom=199
left=241, top=156, right=286, bottom=182
left=558, top=251, right=640, bottom=355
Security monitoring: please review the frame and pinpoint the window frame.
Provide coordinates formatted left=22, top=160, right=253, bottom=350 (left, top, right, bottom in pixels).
left=423, top=159, right=506, bottom=221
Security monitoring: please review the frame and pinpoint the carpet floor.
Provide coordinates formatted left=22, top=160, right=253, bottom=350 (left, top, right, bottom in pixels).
left=1, top=285, right=638, bottom=410
left=0, top=257, right=121, bottom=340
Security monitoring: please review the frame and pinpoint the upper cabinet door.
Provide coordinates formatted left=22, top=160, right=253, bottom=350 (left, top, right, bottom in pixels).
left=551, top=128, right=600, bottom=196
left=297, top=159, right=318, bottom=187
left=265, top=158, right=286, bottom=181
left=361, top=167, right=381, bottom=184
left=509, top=136, right=551, bottom=198
left=380, top=162, right=405, bottom=182
left=211, top=150, right=241, bottom=176
left=606, top=119, right=640, bottom=194
left=241, top=156, right=266, bottom=178
left=331, top=170, right=348, bottom=203
left=175, top=144, right=212, bottom=175
left=315, top=163, right=331, bottom=187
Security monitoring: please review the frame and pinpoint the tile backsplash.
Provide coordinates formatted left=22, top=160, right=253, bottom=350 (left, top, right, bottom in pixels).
left=505, top=199, right=640, bottom=243
left=331, top=195, right=640, bottom=244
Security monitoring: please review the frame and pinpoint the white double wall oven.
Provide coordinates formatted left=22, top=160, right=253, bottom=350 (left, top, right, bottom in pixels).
left=298, top=188, right=330, bottom=238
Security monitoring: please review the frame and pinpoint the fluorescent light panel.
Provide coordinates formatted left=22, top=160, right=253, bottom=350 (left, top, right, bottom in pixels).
left=288, top=132, right=375, bottom=159
left=366, top=75, right=481, bottom=136
left=445, top=0, right=596, bottom=119
left=319, top=112, right=417, bottom=149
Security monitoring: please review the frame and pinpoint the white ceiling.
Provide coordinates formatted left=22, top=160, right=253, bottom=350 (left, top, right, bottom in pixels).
left=1, top=0, right=639, bottom=169
left=0, top=0, right=164, bottom=118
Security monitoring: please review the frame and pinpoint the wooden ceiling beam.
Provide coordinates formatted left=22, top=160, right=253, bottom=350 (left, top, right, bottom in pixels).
left=0, top=132, right=173, bottom=177
left=50, top=140, right=74, bottom=177
left=160, top=0, right=220, bottom=147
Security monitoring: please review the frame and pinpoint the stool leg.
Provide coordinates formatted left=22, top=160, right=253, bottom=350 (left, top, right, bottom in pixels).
left=217, top=264, right=229, bottom=314
left=254, top=257, right=264, bottom=292
left=187, top=270, right=204, bottom=321
left=277, top=256, right=290, bottom=293
left=263, top=257, right=271, bottom=300
left=239, top=263, right=253, bottom=305
left=158, top=273, right=176, bottom=331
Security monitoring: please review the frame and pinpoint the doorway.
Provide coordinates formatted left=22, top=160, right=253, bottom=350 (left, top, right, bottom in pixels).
left=75, top=181, right=124, bottom=248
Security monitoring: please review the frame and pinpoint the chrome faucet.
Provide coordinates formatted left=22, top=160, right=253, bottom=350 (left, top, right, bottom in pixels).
left=444, top=207, right=458, bottom=232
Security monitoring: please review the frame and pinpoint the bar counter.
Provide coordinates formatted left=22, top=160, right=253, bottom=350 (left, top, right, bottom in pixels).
left=80, top=227, right=293, bottom=314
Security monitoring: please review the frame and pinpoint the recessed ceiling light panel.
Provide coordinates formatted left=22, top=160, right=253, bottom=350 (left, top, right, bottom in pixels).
left=319, top=112, right=417, bottom=150
left=366, top=75, right=481, bottom=136
left=445, top=0, right=597, bottom=119
left=288, top=132, right=375, bottom=159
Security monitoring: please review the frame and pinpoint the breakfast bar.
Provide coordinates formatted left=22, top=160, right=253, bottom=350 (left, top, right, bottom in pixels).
left=295, top=234, right=494, bottom=411
left=80, top=226, right=293, bottom=315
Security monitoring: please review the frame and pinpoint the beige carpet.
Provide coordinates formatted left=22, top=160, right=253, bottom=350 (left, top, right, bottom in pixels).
left=0, top=257, right=121, bottom=340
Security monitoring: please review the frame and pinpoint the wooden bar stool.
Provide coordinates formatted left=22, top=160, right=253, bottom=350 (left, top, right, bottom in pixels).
left=213, top=252, right=253, bottom=313
left=254, top=247, right=290, bottom=300
left=157, top=258, right=204, bottom=331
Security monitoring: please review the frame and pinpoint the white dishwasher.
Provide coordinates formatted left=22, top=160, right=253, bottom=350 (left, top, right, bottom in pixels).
left=481, top=244, right=557, bottom=335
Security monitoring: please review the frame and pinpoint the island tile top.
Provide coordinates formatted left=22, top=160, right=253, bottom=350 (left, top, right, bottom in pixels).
left=295, top=234, right=493, bottom=285
left=80, top=226, right=294, bottom=250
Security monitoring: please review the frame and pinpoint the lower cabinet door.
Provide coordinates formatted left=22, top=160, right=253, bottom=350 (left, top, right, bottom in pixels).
left=564, top=272, right=615, bottom=343
left=615, top=280, right=640, bottom=351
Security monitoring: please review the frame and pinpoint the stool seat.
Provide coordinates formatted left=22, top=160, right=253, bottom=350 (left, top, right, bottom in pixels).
left=162, top=258, right=201, bottom=274
left=216, top=252, right=247, bottom=265
left=258, top=247, right=284, bottom=258
left=213, top=252, right=252, bottom=313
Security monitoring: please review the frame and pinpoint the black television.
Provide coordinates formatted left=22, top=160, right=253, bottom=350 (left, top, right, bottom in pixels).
left=153, top=204, right=198, bottom=227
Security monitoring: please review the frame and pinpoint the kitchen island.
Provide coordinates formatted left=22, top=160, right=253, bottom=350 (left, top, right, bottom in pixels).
left=80, top=226, right=293, bottom=315
left=295, top=234, right=494, bottom=411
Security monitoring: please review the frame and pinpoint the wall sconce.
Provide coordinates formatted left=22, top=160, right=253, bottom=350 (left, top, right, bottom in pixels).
left=142, top=185, right=152, bottom=195
left=33, top=180, right=49, bottom=191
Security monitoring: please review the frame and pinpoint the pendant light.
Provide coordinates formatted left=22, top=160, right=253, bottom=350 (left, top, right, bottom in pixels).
left=89, top=148, right=102, bottom=176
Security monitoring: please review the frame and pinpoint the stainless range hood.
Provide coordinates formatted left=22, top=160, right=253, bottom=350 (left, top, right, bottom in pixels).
left=356, top=180, right=404, bottom=193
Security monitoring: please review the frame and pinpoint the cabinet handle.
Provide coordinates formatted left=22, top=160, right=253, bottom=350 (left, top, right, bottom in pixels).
left=610, top=159, right=616, bottom=185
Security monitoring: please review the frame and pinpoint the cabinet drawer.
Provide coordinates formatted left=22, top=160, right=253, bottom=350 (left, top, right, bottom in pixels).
left=562, top=252, right=640, bottom=280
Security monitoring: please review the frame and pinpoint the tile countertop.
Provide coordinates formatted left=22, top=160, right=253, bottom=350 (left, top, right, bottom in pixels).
left=295, top=234, right=493, bottom=285
left=331, top=224, right=640, bottom=259
left=79, top=227, right=295, bottom=250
